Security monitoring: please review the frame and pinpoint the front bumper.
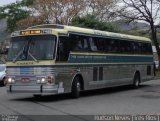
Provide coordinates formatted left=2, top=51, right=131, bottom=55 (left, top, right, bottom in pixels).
left=7, top=85, right=64, bottom=94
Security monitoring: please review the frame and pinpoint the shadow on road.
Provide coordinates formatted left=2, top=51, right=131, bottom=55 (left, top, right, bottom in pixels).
left=0, top=84, right=5, bottom=87
left=11, top=84, right=150, bottom=102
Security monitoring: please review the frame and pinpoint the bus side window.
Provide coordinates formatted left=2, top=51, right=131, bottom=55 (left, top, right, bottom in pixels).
left=71, top=35, right=90, bottom=52
left=133, top=42, right=139, bottom=54
left=74, top=39, right=89, bottom=51
left=113, top=40, right=120, bottom=53
left=94, top=38, right=105, bottom=52
left=58, top=41, right=64, bottom=60
left=89, top=37, right=98, bottom=52
left=125, top=41, right=132, bottom=54
left=138, top=42, right=142, bottom=54
left=131, top=42, right=136, bottom=54
left=120, top=40, right=130, bottom=54
left=57, top=37, right=71, bottom=61
left=104, top=40, right=109, bottom=52
left=83, top=39, right=89, bottom=51
left=107, top=39, right=120, bottom=53
left=141, top=43, right=146, bottom=54
left=74, top=40, right=83, bottom=51
left=144, top=43, right=152, bottom=54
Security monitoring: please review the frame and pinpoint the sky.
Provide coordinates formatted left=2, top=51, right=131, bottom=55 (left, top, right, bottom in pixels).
left=0, top=0, right=18, bottom=6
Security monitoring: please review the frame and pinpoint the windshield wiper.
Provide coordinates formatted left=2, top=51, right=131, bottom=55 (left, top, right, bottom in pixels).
left=12, top=50, right=24, bottom=62
left=28, top=51, right=38, bottom=62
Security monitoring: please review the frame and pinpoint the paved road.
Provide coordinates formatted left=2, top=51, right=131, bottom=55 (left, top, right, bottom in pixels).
left=0, top=80, right=160, bottom=121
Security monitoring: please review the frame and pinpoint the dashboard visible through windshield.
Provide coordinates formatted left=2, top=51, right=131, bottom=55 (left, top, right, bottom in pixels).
left=8, top=35, right=56, bottom=61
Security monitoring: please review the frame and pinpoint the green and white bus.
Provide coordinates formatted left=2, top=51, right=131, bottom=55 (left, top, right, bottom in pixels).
left=6, top=24, right=154, bottom=98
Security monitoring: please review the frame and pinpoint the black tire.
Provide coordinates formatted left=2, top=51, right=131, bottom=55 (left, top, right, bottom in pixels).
left=0, top=78, right=5, bottom=86
left=133, top=73, right=140, bottom=89
left=0, top=81, right=3, bottom=86
left=71, top=76, right=81, bottom=98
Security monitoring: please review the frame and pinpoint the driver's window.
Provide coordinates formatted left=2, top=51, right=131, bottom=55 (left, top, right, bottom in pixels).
left=57, top=36, right=70, bottom=61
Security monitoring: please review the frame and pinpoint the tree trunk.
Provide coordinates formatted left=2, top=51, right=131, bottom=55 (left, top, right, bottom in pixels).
left=150, top=23, right=160, bottom=70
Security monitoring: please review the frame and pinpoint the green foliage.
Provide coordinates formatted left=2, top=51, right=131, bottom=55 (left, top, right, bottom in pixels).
left=71, top=14, right=120, bottom=33
left=21, top=0, right=34, bottom=6
left=0, top=0, right=33, bottom=32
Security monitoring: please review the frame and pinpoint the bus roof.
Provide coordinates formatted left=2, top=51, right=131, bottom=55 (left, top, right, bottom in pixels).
left=28, top=24, right=151, bottom=42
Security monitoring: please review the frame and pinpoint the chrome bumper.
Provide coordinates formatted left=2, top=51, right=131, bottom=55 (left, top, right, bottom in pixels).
left=7, top=85, right=64, bottom=94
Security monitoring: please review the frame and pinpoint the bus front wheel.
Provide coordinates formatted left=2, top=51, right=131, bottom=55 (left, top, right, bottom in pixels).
left=0, top=77, right=6, bottom=86
left=71, top=76, right=81, bottom=98
left=133, top=73, right=140, bottom=88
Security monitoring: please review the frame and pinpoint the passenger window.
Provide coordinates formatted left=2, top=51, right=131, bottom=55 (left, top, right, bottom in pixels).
left=72, top=35, right=90, bottom=51
left=83, top=39, right=89, bottom=50
left=138, top=43, right=142, bottom=54
left=73, top=38, right=89, bottom=51
left=89, top=37, right=98, bottom=52
left=106, top=39, right=120, bottom=53
left=94, top=38, right=105, bottom=51
left=146, top=43, right=152, bottom=54
left=119, top=40, right=130, bottom=54
left=74, top=40, right=83, bottom=51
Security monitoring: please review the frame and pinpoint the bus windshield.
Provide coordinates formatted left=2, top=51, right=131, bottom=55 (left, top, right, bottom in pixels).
left=8, top=35, right=56, bottom=61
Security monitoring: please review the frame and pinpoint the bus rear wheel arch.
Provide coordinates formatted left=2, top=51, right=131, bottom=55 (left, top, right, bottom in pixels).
left=133, top=71, right=141, bottom=88
left=71, top=75, right=84, bottom=98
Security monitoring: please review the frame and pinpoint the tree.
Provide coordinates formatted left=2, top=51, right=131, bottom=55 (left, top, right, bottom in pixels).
left=116, top=0, right=160, bottom=68
left=71, top=14, right=120, bottom=32
left=0, top=0, right=33, bottom=32
left=86, top=0, right=118, bottom=21
left=17, top=0, right=118, bottom=30
left=17, top=0, right=87, bottom=29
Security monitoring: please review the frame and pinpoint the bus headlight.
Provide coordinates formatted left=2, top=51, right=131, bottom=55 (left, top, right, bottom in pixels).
left=7, top=77, right=15, bottom=84
left=36, top=77, right=46, bottom=84
left=41, top=78, right=46, bottom=83
left=36, top=79, right=41, bottom=84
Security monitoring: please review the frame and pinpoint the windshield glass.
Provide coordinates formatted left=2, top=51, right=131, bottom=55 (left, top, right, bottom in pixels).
left=8, top=35, right=56, bottom=61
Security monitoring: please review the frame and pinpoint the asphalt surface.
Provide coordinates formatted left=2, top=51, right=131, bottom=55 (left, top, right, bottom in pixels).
left=0, top=79, right=160, bottom=121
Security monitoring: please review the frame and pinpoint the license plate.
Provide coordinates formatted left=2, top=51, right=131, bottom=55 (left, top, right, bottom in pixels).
left=21, top=78, right=30, bottom=83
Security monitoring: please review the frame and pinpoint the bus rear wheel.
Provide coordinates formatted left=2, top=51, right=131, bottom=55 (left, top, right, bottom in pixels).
left=71, top=76, right=81, bottom=98
left=133, top=73, right=140, bottom=88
